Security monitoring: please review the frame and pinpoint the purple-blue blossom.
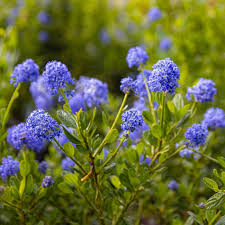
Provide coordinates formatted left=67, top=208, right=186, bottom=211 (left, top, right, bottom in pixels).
left=38, top=31, right=49, bottom=43
left=126, top=47, right=149, bottom=68
left=69, top=93, right=86, bottom=114
left=42, top=61, right=74, bottom=96
left=159, top=38, right=172, bottom=51
left=62, top=157, right=75, bottom=171
left=179, top=148, right=193, bottom=158
left=10, top=59, right=39, bottom=86
left=148, top=7, right=162, bottom=21
left=42, top=176, right=54, bottom=188
left=99, top=29, right=110, bottom=45
left=37, top=11, right=51, bottom=24
left=148, top=58, right=180, bottom=95
left=168, top=180, right=179, bottom=191
left=26, top=109, right=61, bottom=141
left=0, top=156, right=20, bottom=181
left=120, top=77, right=135, bottom=94
left=38, top=161, right=48, bottom=174
left=139, top=154, right=151, bottom=166
left=186, top=78, right=216, bottom=103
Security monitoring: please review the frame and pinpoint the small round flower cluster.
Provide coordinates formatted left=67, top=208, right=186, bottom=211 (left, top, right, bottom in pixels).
left=121, top=109, right=144, bottom=132
left=69, top=93, right=86, bottom=114
left=179, top=148, right=193, bottom=158
left=37, top=11, right=50, bottom=24
left=7, top=123, right=44, bottom=152
left=168, top=180, right=179, bottom=191
left=75, top=76, right=108, bottom=108
left=10, top=59, right=39, bottom=86
left=139, top=154, right=151, bottom=166
left=0, top=156, right=20, bottom=181
left=186, top=78, right=217, bottom=103
left=148, top=58, right=180, bottom=95
left=62, top=157, right=75, bottom=171
left=159, top=38, right=172, bottom=51
left=38, top=161, right=48, bottom=174
left=30, top=76, right=54, bottom=110
left=42, top=176, right=54, bottom=188
left=184, top=124, right=208, bottom=147
left=26, top=109, right=61, bottom=141
left=126, top=47, right=149, bottom=68
left=148, top=7, right=162, bottom=21
left=202, top=107, right=225, bottom=130
left=42, top=61, right=74, bottom=96
left=120, top=77, right=135, bottom=94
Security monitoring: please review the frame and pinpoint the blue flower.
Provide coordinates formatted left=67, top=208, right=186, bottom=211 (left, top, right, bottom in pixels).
left=99, top=29, right=110, bottom=45
left=38, top=31, right=49, bottom=43
left=7, top=123, right=44, bottom=152
left=168, top=180, right=179, bottom=191
left=62, top=157, right=75, bottom=171
left=130, top=122, right=148, bottom=143
left=202, top=107, right=225, bottom=130
left=0, top=156, right=20, bottom=181
left=42, top=61, right=74, bottom=96
left=159, top=38, right=172, bottom=51
left=186, top=78, right=217, bottom=103
left=184, top=124, right=208, bottom=147
left=26, top=109, right=61, bottom=141
left=69, top=93, right=86, bottom=114
left=133, top=70, right=152, bottom=97
left=120, top=77, right=135, bottom=94
left=58, top=90, right=75, bottom=103
left=104, top=149, right=109, bottom=160
left=30, top=76, right=54, bottom=110
left=133, top=98, right=147, bottom=112
left=10, top=59, right=39, bottom=86
left=153, top=101, right=159, bottom=110
left=148, top=7, right=162, bottom=21
left=179, top=148, right=193, bottom=158
left=148, top=58, right=180, bottom=95
left=37, top=11, right=51, bottom=24
left=42, top=176, right=54, bottom=188
left=139, top=154, right=151, bottom=166
left=76, top=76, right=108, bottom=108
left=121, top=108, right=144, bottom=132
left=126, top=47, right=149, bottom=68
left=38, top=161, right=48, bottom=174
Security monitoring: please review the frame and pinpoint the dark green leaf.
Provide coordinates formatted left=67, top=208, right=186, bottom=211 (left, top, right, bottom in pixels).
left=203, top=177, right=219, bottom=192
left=105, top=129, right=119, bottom=144
left=20, top=160, right=30, bottom=177
left=142, top=110, right=154, bottom=125
left=64, top=142, right=75, bottom=158
left=151, top=124, right=162, bottom=139
left=57, top=110, right=76, bottom=129
left=63, top=127, right=81, bottom=145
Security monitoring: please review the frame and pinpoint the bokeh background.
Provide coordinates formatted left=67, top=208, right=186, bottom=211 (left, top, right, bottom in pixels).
left=0, top=0, right=224, bottom=119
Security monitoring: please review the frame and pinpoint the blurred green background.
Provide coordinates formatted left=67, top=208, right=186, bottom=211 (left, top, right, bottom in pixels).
left=0, top=0, right=224, bottom=112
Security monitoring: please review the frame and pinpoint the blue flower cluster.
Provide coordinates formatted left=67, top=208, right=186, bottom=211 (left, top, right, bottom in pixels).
left=42, top=61, right=74, bottom=96
left=148, top=7, right=162, bottom=21
left=120, top=77, right=135, bottom=94
left=69, top=94, right=86, bottom=114
left=121, top=109, right=144, bottom=132
left=139, top=154, right=151, bottom=166
left=10, top=59, right=39, bottom=86
left=148, top=58, right=180, bottom=95
left=26, top=109, right=61, bottom=141
left=168, top=180, right=179, bottom=191
left=159, top=38, right=172, bottom=51
left=7, top=123, right=44, bottom=152
left=37, top=11, right=50, bottom=24
left=0, top=156, right=20, bottom=181
left=202, top=107, right=225, bottom=130
left=58, top=90, right=75, bottom=103
left=184, top=124, right=208, bottom=147
left=186, top=78, right=217, bottom=103
left=126, top=47, right=149, bottom=68
left=75, top=76, right=108, bottom=108
left=30, top=76, right=54, bottom=110
left=42, top=176, right=54, bottom=188
left=62, top=157, right=75, bottom=171
left=133, top=98, right=147, bottom=112
left=179, top=148, right=193, bottom=158
left=38, top=161, right=48, bottom=174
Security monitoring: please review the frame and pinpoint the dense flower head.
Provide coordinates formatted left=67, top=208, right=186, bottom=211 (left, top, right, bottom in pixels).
left=120, top=77, right=135, bottom=94
left=42, top=61, right=74, bottom=96
left=69, top=93, right=86, bottom=114
left=133, top=98, right=147, bottom=112
left=58, top=90, right=75, bottom=103
left=75, top=76, right=108, bottom=108
left=185, top=124, right=208, bottom=147
left=37, top=11, right=50, bottom=24
left=121, top=108, right=144, bottom=132
left=159, top=38, right=172, bottom=51
left=62, top=157, right=75, bottom=171
left=10, top=59, right=39, bottom=86
left=179, top=148, right=193, bottom=158
left=7, top=123, right=44, bottom=152
left=148, top=7, right=162, bottom=21
left=134, top=70, right=152, bottom=97
left=168, top=180, right=179, bottom=191
left=0, top=156, right=20, bottom=181
left=26, top=109, right=61, bottom=141
left=149, top=58, right=180, bottom=95
left=126, top=47, right=149, bottom=68
left=30, top=76, right=54, bottom=110
left=186, top=78, right=216, bottom=103
left=139, top=154, right=151, bottom=166
left=202, top=107, right=225, bottom=130
left=38, top=161, right=48, bottom=174
left=42, top=176, right=54, bottom=188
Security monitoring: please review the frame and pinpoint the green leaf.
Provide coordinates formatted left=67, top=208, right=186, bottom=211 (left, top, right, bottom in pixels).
left=215, top=216, right=225, bottom=225
left=172, top=93, right=184, bottom=111
left=142, top=110, right=154, bottom=125
left=64, top=174, right=78, bottom=186
left=111, top=176, right=121, bottom=189
left=151, top=124, right=162, bottom=139
left=76, top=145, right=89, bottom=154
left=63, top=127, right=81, bottom=145
left=10, top=186, right=19, bottom=199
left=25, top=175, right=33, bottom=194
left=19, top=177, right=26, bottom=198
left=203, top=177, right=219, bottom=192
left=205, top=209, right=216, bottom=223
left=20, top=160, right=30, bottom=177
left=64, top=142, right=75, bottom=158
left=167, top=101, right=176, bottom=114
left=119, top=173, right=133, bottom=192
left=105, top=129, right=119, bottom=144
left=58, top=182, right=73, bottom=194
left=220, top=171, right=225, bottom=185
left=175, top=110, right=191, bottom=129
left=213, top=169, right=219, bottom=178
left=102, top=111, right=109, bottom=126
left=217, top=157, right=225, bottom=169
left=205, top=192, right=225, bottom=209
left=57, top=110, right=77, bottom=129
left=104, top=163, right=116, bottom=174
